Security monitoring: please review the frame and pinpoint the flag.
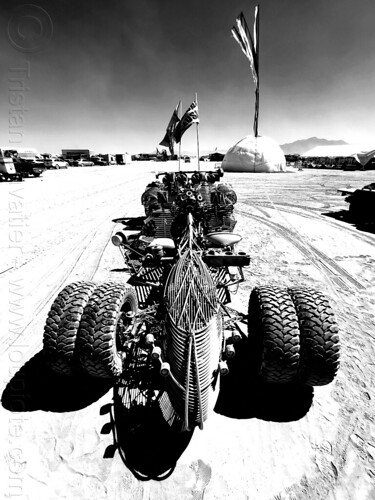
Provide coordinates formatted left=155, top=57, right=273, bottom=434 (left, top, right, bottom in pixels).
left=159, top=101, right=180, bottom=155
left=232, top=6, right=260, bottom=136
left=231, top=10, right=258, bottom=85
left=173, top=100, right=199, bottom=144
left=253, top=5, right=259, bottom=54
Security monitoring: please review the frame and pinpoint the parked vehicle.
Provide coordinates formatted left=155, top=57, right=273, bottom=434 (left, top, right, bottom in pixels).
left=44, top=156, right=69, bottom=169
left=72, top=159, right=95, bottom=167
left=4, top=149, right=45, bottom=178
left=100, top=153, right=116, bottom=165
left=13, top=157, right=44, bottom=177
left=42, top=167, right=340, bottom=436
left=0, top=148, right=22, bottom=181
left=115, top=154, right=124, bottom=165
left=115, top=153, right=132, bottom=165
left=341, top=183, right=375, bottom=224
left=91, top=156, right=108, bottom=166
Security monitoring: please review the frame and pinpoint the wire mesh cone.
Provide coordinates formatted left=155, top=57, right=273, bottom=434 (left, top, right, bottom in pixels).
left=162, top=250, right=222, bottom=429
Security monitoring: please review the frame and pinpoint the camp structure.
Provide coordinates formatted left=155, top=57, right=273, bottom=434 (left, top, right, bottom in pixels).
left=305, top=144, right=375, bottom=169
left=222, top=135, right=286, bottom=173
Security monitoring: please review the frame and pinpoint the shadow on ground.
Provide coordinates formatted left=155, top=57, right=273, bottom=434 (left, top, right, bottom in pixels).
left=214, top=338, right=314, bottom=422
left=1, top=350, right=112, bottom=412
left=103, top=393, right=195, bottom=481
left=322, top=209, right=375, bottom=234
left=1, top=350, right=194, bottom=481
left=2, top=340, right=314, bottom=480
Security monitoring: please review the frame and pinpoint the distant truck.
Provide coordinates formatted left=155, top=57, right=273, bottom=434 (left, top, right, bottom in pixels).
left=3, top=148, right=44, bottom=178
left=115, top=154, right=125, bottom=165
left=100, top=154, right=116, bottom=165
left=115, top=153, right=132, bottom=165
left=0, top=147, right=22, bottom=181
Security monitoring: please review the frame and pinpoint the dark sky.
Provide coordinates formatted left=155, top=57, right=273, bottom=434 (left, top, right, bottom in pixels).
left=1, top=0, right=374, bottom=154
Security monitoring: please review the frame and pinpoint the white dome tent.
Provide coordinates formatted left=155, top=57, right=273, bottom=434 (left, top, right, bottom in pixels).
left=222, top=135, right=287, bottom=173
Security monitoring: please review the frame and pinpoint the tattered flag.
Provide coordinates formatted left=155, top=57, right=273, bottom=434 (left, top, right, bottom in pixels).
left=173, top=100, right=199, bottom=144
left=159, top=101, right=181, bottom=155
left=231, top=11, right=258, bottom=85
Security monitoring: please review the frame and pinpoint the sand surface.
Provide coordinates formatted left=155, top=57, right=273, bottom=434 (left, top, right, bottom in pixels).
left=1, top=162, right=374, bottom=499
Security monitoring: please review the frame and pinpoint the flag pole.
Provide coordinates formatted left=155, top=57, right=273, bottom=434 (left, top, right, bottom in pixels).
left=195, top=93, right=200, bottom=171
left=178, top=100, right=182, bottom=171
left=254, top=5, right=259, bottom=137
left=254, top=79, right=259, bottom=137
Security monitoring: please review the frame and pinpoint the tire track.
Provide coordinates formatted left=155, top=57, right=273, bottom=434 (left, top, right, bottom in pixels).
left=2, top=212, right=113, bottom=354
left=243, top=200, right=375, bottom=247
left=1, top=170, right=150, bottom=376
left=3, top=186, right=142, bottom=357
left=236, top=207, right=366, bottom=293
left=1, top=171, right=150, bottom=273
left=0, top=266, right=14, bottom=276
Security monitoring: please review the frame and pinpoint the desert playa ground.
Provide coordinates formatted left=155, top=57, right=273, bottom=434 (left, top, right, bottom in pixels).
left=0, top=162, right=374, bottom=500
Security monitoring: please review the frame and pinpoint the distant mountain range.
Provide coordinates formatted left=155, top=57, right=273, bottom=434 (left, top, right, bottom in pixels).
left=280, top=137, right=348, bottom=155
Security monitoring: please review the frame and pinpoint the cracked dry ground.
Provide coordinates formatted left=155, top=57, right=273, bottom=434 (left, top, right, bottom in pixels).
left=1, top=163, right=374, bottom=499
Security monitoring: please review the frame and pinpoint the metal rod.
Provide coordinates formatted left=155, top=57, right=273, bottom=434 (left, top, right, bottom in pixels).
left=178, top=99, right=182, bottom=171
left=192, top=334, right=204, bottom=430
left=184, top=335, right=192, bottom=431
left=254, top=5, right=260, bottom=137
left=195, top=92, right=200, bottom=171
